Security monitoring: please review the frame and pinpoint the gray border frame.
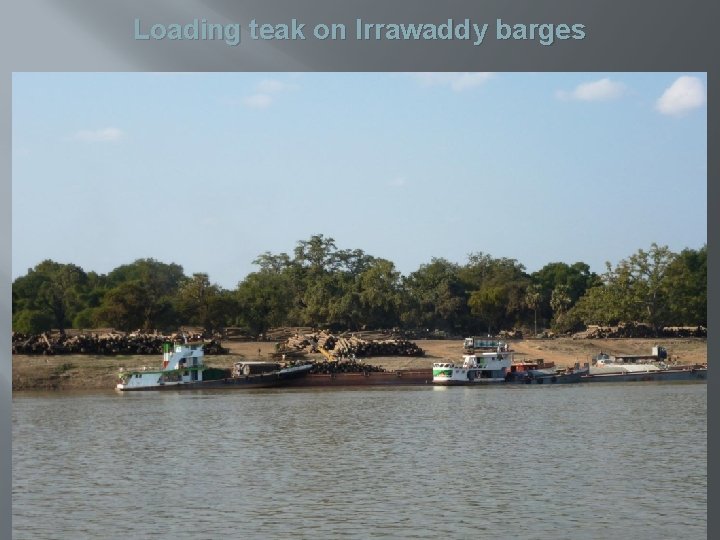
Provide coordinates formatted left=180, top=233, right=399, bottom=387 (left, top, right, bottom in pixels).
left=2, top=1, right=715, bottom=539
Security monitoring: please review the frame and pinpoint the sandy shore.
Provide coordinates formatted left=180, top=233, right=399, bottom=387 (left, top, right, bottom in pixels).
left=12, top=337, right=707, bottom=391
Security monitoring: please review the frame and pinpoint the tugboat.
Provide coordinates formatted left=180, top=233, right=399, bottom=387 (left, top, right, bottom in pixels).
left=433, top=340, right=514, bottom=385
left=116, top=340, right=313, bottom=391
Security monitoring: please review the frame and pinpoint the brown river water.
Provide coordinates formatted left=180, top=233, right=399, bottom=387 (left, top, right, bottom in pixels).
left=13, top=383, right=706, bottom=539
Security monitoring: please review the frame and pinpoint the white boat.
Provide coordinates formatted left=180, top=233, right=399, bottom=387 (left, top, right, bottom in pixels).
left=433, top=341, right=514, bottom=385
left=116, top=341, right=313, bottom=391
left=590, top=352, right=666, bottom=374
left=582, top=351, right=707, bottom=383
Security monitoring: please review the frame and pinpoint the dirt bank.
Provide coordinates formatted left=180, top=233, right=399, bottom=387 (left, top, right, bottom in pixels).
left=12, top=337, right=707, bottom=391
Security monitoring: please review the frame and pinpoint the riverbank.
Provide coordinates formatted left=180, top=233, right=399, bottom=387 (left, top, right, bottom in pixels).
left=11, top=337, right=707, bottom=390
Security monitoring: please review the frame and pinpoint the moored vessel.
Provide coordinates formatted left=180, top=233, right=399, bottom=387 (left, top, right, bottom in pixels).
left=504, top=359, right=588, bottom=384
left=116, top=340, right=313, bottom=391
left=433, top=340, right=513, bottom=385
left=578, top=351, right=707, bottom=383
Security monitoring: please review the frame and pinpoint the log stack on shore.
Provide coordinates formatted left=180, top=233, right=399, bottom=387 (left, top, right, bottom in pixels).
left=276, top=330, right=424, bottom=359
left=572, top=323, right=707, bottom=339
left=11, top=330, right=228, bottom=356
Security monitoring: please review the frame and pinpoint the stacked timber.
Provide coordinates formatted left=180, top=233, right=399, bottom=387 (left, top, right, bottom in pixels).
left=223, top=327, right=255, bottom=341
left=307, top=359, right=387, bottom=375
left=660, top=326, right=707, bottom=338
left=264, top=327, right=315, bottom=342
left=276, top=330, right=424, bottom=358
left=11, top=331, right=228, bottom=356
left=572, top=323, right=707, bottom=339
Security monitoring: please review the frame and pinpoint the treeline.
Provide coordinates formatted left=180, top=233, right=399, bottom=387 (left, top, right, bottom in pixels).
left=12, top=235, right=706, bottom=337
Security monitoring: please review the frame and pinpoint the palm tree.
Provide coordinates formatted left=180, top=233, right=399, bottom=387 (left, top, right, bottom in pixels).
left=524, top=285, right=541, bottom=336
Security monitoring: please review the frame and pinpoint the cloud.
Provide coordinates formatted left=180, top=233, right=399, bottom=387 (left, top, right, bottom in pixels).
left=656, top=76, right=706, bottom=116
left=243, top=94, right=273, bottom=109
left=241, top=78, right=298, bottom=109
left=389, top=176, right=407, bottom=188
left=256, top=79, right=298, bottom=94
left=556, top=78, right=626, bottom=101
left=411, top=72, right=494, bottom=91
left=72, top=127, right=124, bottom=142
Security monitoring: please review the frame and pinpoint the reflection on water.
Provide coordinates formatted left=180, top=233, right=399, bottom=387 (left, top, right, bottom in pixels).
left=13, top=384, right=706, bottom=539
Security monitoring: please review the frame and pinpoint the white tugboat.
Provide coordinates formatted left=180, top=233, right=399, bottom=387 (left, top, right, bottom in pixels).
left=116, top=340, right=313, bottom=391
left=433, top=340, right=514, bottom=385
left=117, top=341, right=208, bottom=390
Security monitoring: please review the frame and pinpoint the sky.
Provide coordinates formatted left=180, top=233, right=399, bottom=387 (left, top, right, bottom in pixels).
left=12, top=72, right=707, bottom=289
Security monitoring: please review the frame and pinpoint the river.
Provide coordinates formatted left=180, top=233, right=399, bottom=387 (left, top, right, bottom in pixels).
left=13, top=383, right=706, bottom=539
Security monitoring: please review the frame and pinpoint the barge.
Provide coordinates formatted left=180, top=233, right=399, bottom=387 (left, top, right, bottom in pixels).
left=285, top=369, right=433, bottom=387
left=577, top=351, right=707, bottom=383
left=579, top=367, right=707, bottom=383
left=116, top=341, right=312, bottom=391
left=505, top=359, right=588, bottom=384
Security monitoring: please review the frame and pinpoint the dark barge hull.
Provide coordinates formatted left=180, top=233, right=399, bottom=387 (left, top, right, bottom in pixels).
left=505, top=371, right=586, bottom=385
left=284, top=370, right=433, bottom=387
left=118, top=367, right=313, bottom=391
left=580, top=368, right=707, bottom=383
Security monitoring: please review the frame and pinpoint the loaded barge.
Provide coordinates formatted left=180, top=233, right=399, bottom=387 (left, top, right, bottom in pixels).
left=116, top=341, right=313, bottom=391
left=580, top=352, right=707, bottom=383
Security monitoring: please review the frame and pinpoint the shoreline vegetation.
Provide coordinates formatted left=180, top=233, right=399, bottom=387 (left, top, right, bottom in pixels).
left=12, top=240, right=707, bottom=344
left=12, top=337, right=707, bottom=391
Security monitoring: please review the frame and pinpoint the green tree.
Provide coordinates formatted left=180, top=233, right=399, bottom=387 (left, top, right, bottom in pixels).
left=663, top=245, right=706, bottom=326
left=357, top=258, right=403, bottom=328
left=468, top=285, right=508, bottom=335
left=620, top=243, right=676, bottom=333
left=94, top=259, right=184, bottom=330
left=531, top=261, right=598, bottom=327
left=236, top=271, right=295, bottom=335
left=175, top=273, right=227, bottom=330
left=12, top=260, right=89, bottom=331
left=564, top=244, right=680, bottom=334
left=12, top=309, right=55, bottom=334
left=460, top=253, right=530, bottom=332
left=403, top=258, right=467, bottom=332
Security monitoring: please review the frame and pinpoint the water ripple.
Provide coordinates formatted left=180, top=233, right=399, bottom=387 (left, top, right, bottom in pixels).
left=13, top=384, right=706, bottom=539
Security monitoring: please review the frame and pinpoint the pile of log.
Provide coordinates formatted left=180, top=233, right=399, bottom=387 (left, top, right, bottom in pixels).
left=222, top=327, right=256, bottom=341
left=264, top=327, right=315, bottom=342
left=276, top=330, right=424, bottom=358
left=660, top=326, right=707, bottom=338
left=331, top=336, right=424, bottom=357
left=11, top=331, right=228, bottom=356
left=572, top=323, right=707, bottom=339
left=307, top=359, right=387, bottom=375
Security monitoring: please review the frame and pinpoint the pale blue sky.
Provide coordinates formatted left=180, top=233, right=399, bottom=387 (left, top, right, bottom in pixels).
left=12, top=72, right=707, bottom=289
